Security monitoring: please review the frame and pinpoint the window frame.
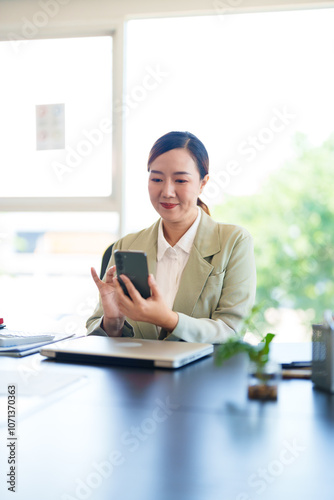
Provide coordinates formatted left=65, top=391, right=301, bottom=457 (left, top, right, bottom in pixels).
left=0, top=27, right=124, bottom=229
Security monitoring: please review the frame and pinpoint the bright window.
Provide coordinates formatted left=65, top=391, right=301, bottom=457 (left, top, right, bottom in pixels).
left=0, top=211, right=119, bottom=333
left=0, top=35, right=113, bottom=200
left=0, top=35, right=115, bottom=332
left=125, top=8, right=334, bottom=340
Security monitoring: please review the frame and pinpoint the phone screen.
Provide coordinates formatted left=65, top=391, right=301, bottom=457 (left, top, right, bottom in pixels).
left=114, top=250, right=150, bottom=299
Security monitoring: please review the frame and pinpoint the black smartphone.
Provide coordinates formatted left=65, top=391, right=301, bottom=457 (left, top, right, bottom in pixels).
left=114, top=250, right=150, bottom=299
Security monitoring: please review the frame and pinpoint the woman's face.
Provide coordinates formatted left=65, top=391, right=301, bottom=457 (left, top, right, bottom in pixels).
left=148, top=148, right=209, bottom=226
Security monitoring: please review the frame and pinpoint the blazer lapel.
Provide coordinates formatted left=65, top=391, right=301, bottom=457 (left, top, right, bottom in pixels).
left=172, top=246, right=213, bottom=316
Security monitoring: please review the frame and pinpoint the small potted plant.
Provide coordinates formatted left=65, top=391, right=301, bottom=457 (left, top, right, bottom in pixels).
left=215, top=305, right=278, bottom=400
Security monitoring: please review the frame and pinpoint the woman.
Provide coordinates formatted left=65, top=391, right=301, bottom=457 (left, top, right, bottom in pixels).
left=86, top=131, right=256, bottom=343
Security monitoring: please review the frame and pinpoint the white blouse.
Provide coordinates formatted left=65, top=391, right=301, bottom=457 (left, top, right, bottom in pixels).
left=155, top=207, right=201, bottom=310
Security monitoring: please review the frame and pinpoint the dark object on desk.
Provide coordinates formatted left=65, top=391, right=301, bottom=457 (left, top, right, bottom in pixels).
left=312, top=323, right=334, bottom=393
left=40, top=335, right=214, bottom=369
left=281, top=361, right=311, bottom=369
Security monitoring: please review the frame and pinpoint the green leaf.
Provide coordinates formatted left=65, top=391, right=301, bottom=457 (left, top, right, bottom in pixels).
left=215, top=302, right=276, bottom=368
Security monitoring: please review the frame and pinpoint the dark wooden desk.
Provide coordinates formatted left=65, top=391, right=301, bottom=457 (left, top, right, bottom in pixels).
left=1, top=347, right=334, bottom=500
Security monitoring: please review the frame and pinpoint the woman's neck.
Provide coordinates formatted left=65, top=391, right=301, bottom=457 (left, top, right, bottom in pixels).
left=162, top=210, right=198, bottom=247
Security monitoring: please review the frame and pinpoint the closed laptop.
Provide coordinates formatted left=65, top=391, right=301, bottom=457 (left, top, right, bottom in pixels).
left=40, top=336, right=213, bottom=369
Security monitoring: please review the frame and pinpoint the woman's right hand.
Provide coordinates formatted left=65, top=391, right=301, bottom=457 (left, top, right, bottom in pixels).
left=90, top=265, right=125, bottom=336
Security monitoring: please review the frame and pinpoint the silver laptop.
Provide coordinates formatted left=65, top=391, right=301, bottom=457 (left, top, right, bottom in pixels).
left=40, top=336, right=214, bottom=369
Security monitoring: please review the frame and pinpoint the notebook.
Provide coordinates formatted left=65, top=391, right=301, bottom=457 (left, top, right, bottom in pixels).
left=40, top=335, right=214, bottom=369
left=0, top=331, right=75, bottom=357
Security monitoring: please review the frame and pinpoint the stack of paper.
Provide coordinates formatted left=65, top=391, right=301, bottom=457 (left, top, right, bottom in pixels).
left=0, top=330, right=75, bottom=357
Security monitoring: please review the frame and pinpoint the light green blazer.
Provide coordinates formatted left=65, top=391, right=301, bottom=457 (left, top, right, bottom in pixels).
left=86, top=209, right=256, bottom=344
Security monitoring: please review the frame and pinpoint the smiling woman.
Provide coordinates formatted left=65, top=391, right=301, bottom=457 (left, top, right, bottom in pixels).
left=86, top=131, right=256, bottom=344
left=147, top=132, right=209, bottom=245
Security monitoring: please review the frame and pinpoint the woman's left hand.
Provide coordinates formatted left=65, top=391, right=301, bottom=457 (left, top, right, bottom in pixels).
left=114, top=274, right=179, bottom=332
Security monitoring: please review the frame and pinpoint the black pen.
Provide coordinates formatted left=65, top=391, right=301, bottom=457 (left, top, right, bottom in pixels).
left=281, top=361, right=312, bottom=369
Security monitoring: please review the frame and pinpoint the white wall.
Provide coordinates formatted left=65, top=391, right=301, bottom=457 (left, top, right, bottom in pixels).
left=1, top=0, right=334, bottom=31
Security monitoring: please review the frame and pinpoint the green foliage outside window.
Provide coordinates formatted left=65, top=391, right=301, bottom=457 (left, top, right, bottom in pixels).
left=212, top=133, right=334, bottom=325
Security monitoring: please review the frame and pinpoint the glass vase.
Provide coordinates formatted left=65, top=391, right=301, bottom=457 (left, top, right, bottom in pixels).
left=247, top=360, right=280, bottom=401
